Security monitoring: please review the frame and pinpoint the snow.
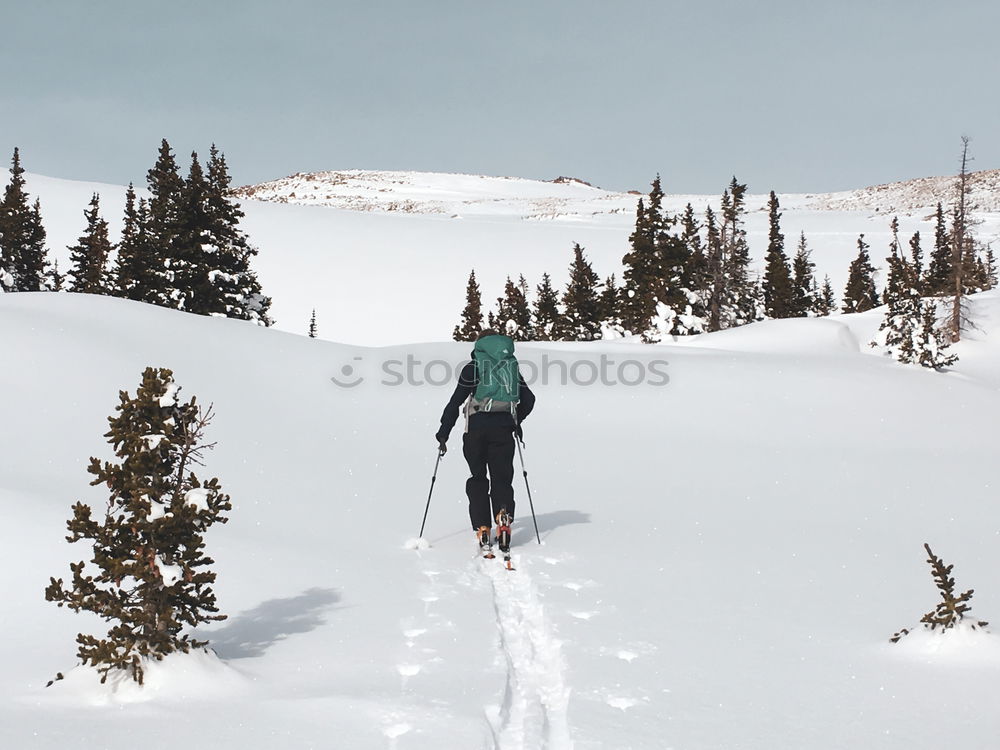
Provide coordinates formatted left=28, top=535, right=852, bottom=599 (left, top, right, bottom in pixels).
left=185, top=488, right=210, bottom=511
left=3, top=170, right=1000, bottom=748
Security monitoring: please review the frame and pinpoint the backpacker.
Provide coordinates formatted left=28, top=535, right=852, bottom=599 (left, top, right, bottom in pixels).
left=470, top=334, right=520, bottom=415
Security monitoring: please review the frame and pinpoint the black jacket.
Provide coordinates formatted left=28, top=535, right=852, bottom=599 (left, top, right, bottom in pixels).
left=436, top=360, right=535, bottom=443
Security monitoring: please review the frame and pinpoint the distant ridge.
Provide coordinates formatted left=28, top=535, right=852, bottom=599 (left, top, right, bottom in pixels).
left=233, top=168, right=1000, bottom=217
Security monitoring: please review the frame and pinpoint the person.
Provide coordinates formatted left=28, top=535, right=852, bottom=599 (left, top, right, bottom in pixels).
left=436, top=329, right=535, bottom=550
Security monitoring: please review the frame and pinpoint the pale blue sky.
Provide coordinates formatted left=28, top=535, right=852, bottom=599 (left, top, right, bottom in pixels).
left=3, top=0, right=998, bottom=194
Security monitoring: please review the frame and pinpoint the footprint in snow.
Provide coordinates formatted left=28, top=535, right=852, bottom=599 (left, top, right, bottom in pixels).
left=383, top=723, right=411, bottom=739
left=606, top=696, right=640, bottom=711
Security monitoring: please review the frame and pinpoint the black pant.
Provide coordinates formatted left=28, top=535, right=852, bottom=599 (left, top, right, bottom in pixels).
left=463, top=424, right=516, bottom=529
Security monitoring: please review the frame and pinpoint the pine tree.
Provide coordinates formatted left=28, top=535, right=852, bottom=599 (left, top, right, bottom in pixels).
left=562, top=243, right=603, bottom=341
left=816, top=275, right=836, bottom=316
left=791, top=232, right=816, bottom=317
left=453, top=269, right=484, bottom=341
left=45, top=367, right=231, bottom=685
left=115, top=184, right=159, bottom=303
left=0, top=148, right=49, bottom=291
left=874, top=218, right=919, bottom=363
left=145, top=140, right=185, bottom=307
left=891, top=543, right=985, bottom=642
left=200, top=145, right=272, bottom=324
left=984, top=247, right=998, bottom=290
left=841, top=234, right=879, bottom=313
left=47, top=259, right=65, bottom=291
left=704, top=206, right=724, bottom=331
left=762, top=191, right=795, bottom=318
left=308, top=309, right=318, bottom=338
left=599, top=273, right=622, bottom=333
left=491, top=276, right=532, bottom=340
left=67, top=193, right=114, bottom=295
left=173, top=151, right=213, bottom=314
left=719, top=178, right=760, bottom=327
left=914, top=301, right=958, bottom=370
left=925, top=202, right=952, bottom=295
left=621, top=187, right=659, bottom=339
left=947, top=137, right=974, bottom=342
left=532, top=272, right=561, bottom=341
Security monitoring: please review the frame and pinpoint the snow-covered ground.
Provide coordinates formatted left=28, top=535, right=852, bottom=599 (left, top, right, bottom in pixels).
left=4, top=168, right=1000, bottom=749
left=21, top=168, right=1000, bottom=345
left=4, top=283, right=1000, bottom=749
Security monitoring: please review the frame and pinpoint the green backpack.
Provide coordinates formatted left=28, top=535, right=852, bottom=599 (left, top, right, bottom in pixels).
left=472, top=334, right=521, bottom=412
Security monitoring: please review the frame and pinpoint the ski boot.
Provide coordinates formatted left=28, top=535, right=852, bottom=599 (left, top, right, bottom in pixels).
left=496, top=509, right=513, bottom=569
left=477, top=526, right=494, bottom=559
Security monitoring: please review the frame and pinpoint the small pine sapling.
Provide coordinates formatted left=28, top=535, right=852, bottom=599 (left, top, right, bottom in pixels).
left=891, top=543, right=987, bottom=642
left=45, top=367, right=231, bottom=684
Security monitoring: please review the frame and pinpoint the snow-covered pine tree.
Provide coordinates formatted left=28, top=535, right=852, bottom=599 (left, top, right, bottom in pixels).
left=620, top=180, right=661, bottom=340
left=791, top=232, right=817, bottom=317
left=145, top=139, right=185, bottom=308
left=201, top=145, right=272, bottom=324
left=762, top=191, right=794, bottom=318
left=47, top=259, right=65, bottom=292
left=67, top=193, right=114, bottom=295
left=308, top=309, right=318, bottom=338
left=719, top=178, right=761, bottom=327
left=562, top=243, right=603, bottom=341
left=532, top=272, right=562, bottom=341
left=45, top=367, right=231, bottom=685
left=874, top=218, right=919, bottom=364
left=816, top=275, right=836, bottom=316
left=453, top=269, right=484, bottom=341
left=891, top=543, right=986, bottom=642
left=914, top=301, right=958, bottom=370
left=0, top=148, right=49, bottom=291
left=841, top=234, right=879, bottom=313
left=491, top=276, right=532, bottom=341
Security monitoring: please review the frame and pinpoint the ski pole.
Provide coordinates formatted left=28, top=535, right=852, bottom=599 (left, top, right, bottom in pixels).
left=514, top=434, right=541, bottom=545
left=418, top=448, right=444, bottom=539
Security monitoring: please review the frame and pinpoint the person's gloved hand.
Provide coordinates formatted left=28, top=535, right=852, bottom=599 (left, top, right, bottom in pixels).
left=437, top=440, right=447, bottom=456
left=513, top=423, right=523, bottom=444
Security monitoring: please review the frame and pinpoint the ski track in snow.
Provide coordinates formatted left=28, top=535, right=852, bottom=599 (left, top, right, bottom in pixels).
left=482, top=554, right=574, bottom=750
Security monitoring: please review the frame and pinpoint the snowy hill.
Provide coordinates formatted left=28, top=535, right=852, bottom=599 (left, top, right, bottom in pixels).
left=19, top=168, right=1000, bottom=346
left=4, top=289, right=1000, bottom=749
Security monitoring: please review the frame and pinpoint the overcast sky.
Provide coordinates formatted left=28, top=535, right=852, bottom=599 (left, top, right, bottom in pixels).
left=3, top=0, right=998, bottom=195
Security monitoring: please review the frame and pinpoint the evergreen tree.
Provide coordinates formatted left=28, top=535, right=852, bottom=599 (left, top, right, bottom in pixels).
left=491, top=276, right=532, bottom=340
left=453, top=269, right=484, bottom=341
left=925, top=202, right=952, bottom=295
left=791, top=232, right=817, bottom=317
left=761, top=191, right=795, bottom=318
left=984, top=247, right=998, bottom=290
left=914, top=302, right=958, bottom=369
left=704, top=206, right=723, bottom=331
left=173, top=151, right=213, bottom=314
left=0, top=148, right=49, bottom=291
left=67, top=193, right=114, bottom=295
left=308, top=309, right=318, bottom=338
left=45, top=367, right=231, bottom=685
left=620, top=186, right=659, bottom=339
left=562, top=243, right=603, bottom=341
left=200, top=145, right=272, bottom=324
left=908, top=231, right=924, bottom=295
left=874, top=218, right=919, bottom=363
left=719, top=178, right=760, bottom=327
left=891, top=544, right=984, bottom=643
left=47, top=259, right=65, bottom=292
left=145, top=140, right=185, bottom=307
left=841, top=234, right=879, bottom=313
left=816, top=275, right=836, bottom=316
left=599, top=273, right=622, bottom=333
left=115, top=184, right=159, bottom=303
left=532, top=272, right=561, bottom=341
